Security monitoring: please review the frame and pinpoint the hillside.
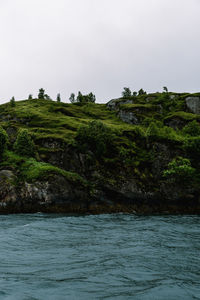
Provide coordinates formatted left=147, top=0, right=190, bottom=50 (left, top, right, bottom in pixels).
left=0, top=92, right=200, bottom=214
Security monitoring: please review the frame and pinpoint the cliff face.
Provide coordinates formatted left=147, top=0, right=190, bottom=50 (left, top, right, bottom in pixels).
left=0, top=92, right=200, bottom=214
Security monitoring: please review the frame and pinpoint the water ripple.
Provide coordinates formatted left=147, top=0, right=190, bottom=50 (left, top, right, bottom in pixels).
left=0, top=214, right=199, bottom=299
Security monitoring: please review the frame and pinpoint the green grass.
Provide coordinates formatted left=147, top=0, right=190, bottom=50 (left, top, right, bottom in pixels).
left=164, top=111, right=200, bottom=122
left=0, top=151, right=87, bottom=185
left=0, top=99, right=134, bottom=145
left=20, top=158, right=87, bottom=184
left=0, top=92, right=200, bottom=189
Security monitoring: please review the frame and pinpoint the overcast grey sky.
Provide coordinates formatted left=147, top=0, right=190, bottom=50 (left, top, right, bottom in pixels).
left=0, top=0, right=200, bottom=103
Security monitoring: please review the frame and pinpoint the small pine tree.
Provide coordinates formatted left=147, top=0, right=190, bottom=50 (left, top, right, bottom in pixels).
left=0, top=126, right=8, bottom=156
left=57, top=93, right=61, bottom=102
left=69, top=93, right=75, bottom=103
left=122, top=87, right=132, bottom=98
left=14, top=129, right=35, bottom=157
left=38, top=88, right=45, bottom=99
left=28, top=94, right=33, bottom=100
left=10, top=96, right=16, bottom=107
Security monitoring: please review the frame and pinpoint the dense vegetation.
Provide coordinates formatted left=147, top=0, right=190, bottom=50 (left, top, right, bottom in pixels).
left=0, top=88, right=200, bottom=196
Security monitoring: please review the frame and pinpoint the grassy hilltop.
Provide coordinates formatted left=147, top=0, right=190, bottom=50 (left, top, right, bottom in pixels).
left=0, top=90, right=200, bottom=213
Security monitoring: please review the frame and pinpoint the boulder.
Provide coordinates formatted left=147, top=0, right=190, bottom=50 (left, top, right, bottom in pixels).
left=185, top=97, right=200, bottom=114
left=0, top=170, right=17, bottom=205
left=107, top=98, right=133, bottom=110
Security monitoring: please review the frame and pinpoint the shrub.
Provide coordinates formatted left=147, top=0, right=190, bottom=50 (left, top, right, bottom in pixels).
left=76, top=121, right=115, bottom=157
left=163, top=156, right=195, bottom=184
left=77, top=91, right=96, bottom=103
left=0, top=127, right=8, bottom=156
left=183, top=137, right=200, bottom=158
left=182, top=120, right=200, bottom=137
left=28, top=94, right=33, bottom=100
left=14, top=129, right=35, bottom=157
left=20, top=158, right=86, bottom=184
left=146, top=122, right=160, bottom=139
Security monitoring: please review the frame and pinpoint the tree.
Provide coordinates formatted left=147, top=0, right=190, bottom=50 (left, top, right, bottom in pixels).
left=28, top=94, right=33, bottom=100
left=122, top=87, right=132, bottom=98
left=38, top=88, right=45, bottom=99
left=77, top=91, right=83, bottom=103
left=132, top=91, right=137, bottom=97
left=56, top=93, right=61, bottom=102
left=182, top=120, right=200, bottom=137
left=87, top=93, right=96, bottom=103
left=0, top=126, right=8, bottom=156
left=138, top=89, right=146, bottom=96
left=44, top=94, right=51, bottom=100
left=163, top=86, right=168, bottom=93
left=69, top=93, right=75, bottom=103
left=76, top=121, right=115, bottom=157
left=14, top=129, right=35, bottom=157
left=10, top=96, right=16, bottom=107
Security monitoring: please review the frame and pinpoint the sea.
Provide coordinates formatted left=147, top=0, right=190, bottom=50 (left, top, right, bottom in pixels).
left=0, top=213, right=199, bottom=300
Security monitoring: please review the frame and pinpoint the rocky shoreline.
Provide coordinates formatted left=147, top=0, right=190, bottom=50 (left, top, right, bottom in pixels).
left=0, top=169, right=199, bottom=215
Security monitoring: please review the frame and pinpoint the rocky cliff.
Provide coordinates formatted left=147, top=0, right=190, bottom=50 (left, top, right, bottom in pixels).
left=0, top=92, right=200, bottom=214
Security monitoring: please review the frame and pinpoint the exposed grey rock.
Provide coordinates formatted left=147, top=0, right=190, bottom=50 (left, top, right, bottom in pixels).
left=107, top=98, right=133, bottom=110
left=118, top=110, right=138, bottom=124
left=186, top=97, right=200, bottom=114
left=0, top=170, right=17, bottom=204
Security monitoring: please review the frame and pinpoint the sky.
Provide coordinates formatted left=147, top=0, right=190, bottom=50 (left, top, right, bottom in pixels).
left=0, top=0, right=200, bottom=103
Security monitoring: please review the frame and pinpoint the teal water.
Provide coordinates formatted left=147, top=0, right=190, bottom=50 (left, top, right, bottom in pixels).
left=0, top=214, right=199, bottom=300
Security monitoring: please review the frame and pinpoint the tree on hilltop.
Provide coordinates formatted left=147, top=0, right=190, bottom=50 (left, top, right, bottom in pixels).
left=38, top=88, right=45, bottom=99
left=10, top=96, right=16, bottom=107
left=138, top=88, right=146, bottom=95
left=69, top=93, right=75, bottom=103
left=57, top=93, right=61, bottom=102
left=122, top=87, right=132, bottom=98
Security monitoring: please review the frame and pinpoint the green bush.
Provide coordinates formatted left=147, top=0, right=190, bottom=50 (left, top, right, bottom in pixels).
left=182, top=120, right=200, bottom=136
left=72, top=91, right=96, bottom=104
left=14, top=129, right=35, bottom=157
left=76, top=121, right=115, bottom=157
left=146, top=122, right=160, bottom=139
left=163, top=156, right=195, bottom=184
left=0, top=126, right=8, bottom=156
left=183, top=136, right=200, bottom=158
